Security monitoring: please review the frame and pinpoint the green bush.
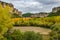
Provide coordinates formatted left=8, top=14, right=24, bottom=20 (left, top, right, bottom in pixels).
left=23, top=31, right=42, bottom=40
left=11, top=13, right=21, bottom=18
left=4, top=30, right=42, bottom=40
left=4, top=30, right=23, bottom=40
left=50, top=23, right=60, bottom=31
left=49, top=23, right=60, bottom=40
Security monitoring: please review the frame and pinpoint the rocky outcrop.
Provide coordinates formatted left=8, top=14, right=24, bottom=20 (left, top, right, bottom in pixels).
left=31, top=12, right=49, bottom=18
left=52, top=7, right=60, bottom=13
left=0, top=1, right=22, bottom=17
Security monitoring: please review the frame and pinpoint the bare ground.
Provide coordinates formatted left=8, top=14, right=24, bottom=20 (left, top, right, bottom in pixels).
left=12, top=26, right=51, bottom=35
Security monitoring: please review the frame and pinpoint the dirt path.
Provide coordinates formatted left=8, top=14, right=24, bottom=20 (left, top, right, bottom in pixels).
left=12, top=26, right=51, bottom=35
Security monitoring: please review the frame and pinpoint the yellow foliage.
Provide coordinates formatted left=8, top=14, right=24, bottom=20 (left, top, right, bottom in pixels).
left=11, top=18, right=32, bottom=22
left=11, top=16, right=60, bottom=28
left=0, top=3, right=13, bottom=39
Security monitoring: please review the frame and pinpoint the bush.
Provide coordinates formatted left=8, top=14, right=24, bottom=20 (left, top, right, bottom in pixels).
left=4, top=30, right=23, bottom=40
left=49, top=23, right=60, bottom=40
left=11, top=13, right=21, bottom=18
left=23, top=31, right=42, bottom=40
left=12, top=30, right=23, bottom=40
left=50, top=23, right=60, bottom=31
left=12, top=16, right=60, bottom=28
left=4, top=30, right=42, bottom=40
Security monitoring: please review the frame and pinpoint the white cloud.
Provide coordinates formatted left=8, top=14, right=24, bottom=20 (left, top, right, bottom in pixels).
left=0, top=0, right=60, bottom=13
left=10, top=1, right=43, bottom=13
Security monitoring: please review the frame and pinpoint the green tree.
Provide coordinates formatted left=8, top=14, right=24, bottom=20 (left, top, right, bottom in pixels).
left=11, top=13, right=21, bottom=18
left=22, top=12, right=32, bottom=17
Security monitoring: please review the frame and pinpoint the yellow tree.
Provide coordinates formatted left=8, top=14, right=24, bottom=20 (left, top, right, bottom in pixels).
left=0, top=3, right=13, bottom=40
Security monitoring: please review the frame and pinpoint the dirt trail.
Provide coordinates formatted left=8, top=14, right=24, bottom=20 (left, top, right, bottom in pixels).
left=13, top=26, right=51, bottom=35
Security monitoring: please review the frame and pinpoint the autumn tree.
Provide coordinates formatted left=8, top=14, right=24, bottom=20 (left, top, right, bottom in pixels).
left=0, top=3, right=13, bottom=40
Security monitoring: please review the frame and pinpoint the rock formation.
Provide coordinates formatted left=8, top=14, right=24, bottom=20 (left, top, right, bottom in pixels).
left=0, top=1, right=22, bottom=17
left=52, top=7, right=60, bottom=13
left=31, top=12, right=49, bottom=18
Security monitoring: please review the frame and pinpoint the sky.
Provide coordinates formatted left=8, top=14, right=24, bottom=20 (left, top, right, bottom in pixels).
left=0, top=0, right=60, bottom=13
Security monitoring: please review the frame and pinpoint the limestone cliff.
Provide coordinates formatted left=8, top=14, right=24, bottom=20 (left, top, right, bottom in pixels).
left=0, top=1, right=22, bottom=17
left=52, top=7, right=60, bottom=13
left=31, top=12, right=49, bottom=18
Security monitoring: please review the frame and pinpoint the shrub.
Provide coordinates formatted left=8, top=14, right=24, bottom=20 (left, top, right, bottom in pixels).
left=11, top=13, right=21, bottom=18
left=12, top=16, right=60, bottom=28
left=4, top=30, right=23, bottom=40
left=4, top=30, right=42, bottom=40
left=23, top=31, right=42, bottom=40
left=49, top=23, right=60, bottom=40
left=12, top=30, right=23, bottom=40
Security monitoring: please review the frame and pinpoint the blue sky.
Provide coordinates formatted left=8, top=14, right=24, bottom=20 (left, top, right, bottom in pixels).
left=0, top=0, right=60, bottom=13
